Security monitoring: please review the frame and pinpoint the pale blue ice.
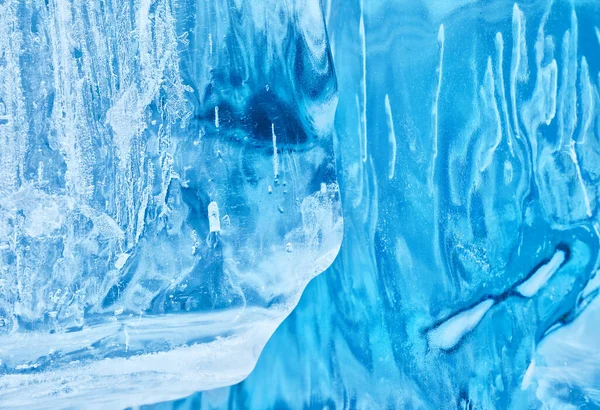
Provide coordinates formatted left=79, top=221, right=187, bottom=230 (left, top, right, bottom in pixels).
left=1, top=0, right=600, bottom=409
left=0, top=0, right=341, bottom=407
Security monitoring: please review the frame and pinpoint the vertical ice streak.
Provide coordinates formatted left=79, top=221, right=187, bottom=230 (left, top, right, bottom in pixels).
left=0, top=1, right=27, bottom=196
left=359, top=0, right=368, bottom=163
left=480, top=57, right=502, bottom=172
left=49, top=0, right=93, bottom=198
left=430, top=24, right=444, bottom=190
left=384, top=94, right=397, bottom=180
left=556, top=11, right=591, bottom=218
left=577, top=57, right=594, bottom=144
left=272, top=123, right=279, bottom=178
left=208, top=202, right=221, bottom=233
left=494, top=32, right=514, bottom=155
left=510, top=4, right=527, bottom=139
left=571, top=153, right=593, bottom=218
left=352, top=94, right=366, bottom=208
left=431, top=24, right=445, bottom=276
left=557, top=11, right=578, bottom=149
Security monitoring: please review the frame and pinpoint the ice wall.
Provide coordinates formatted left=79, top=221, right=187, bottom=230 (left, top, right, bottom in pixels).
left=150, top=0, right=600, bottom=408
left=0, top=0, right=341, bottom=407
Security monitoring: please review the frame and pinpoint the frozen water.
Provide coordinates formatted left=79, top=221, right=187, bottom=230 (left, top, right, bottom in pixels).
left=4, top=0, right=600, bottom=408
left=0, top=0, right=341, bottom=407
left=150, top=0, right=600, bottom=408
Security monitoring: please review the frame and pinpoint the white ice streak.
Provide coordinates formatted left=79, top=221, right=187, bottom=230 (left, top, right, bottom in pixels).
left=430, top=24, right=444, bottom=189
left=494, top=32, right=514, bottom=155
left=479, top=56, right=503, bottom=172
left=516, top=249, right=566, bottom=298
left=510, top=4, right=528, bottom=138
left=577, top=57, right=594, bottom=144
left=208, top=202, right=221, bottom=233
left=114, top=253, right=131, bottom=270
left=384, top=94, right=397, bottom=180
left=428, top=299, right=494, bottom=351
left=359, top=1, right=368, bottom=163
left=272, top=123, right=279, bottom=178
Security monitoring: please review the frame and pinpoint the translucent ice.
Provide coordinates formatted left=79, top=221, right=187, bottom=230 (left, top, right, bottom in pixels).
left=156, top=0, right=600, bottom=408
left=0, top=0, right=341, bottom=407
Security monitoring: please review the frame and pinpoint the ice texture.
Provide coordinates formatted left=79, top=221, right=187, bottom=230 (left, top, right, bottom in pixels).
left=0, top=0, right=342, bottom=407
left=150, top=0, right=600, bottom=408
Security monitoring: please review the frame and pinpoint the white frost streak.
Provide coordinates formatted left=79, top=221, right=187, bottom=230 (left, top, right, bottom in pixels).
left=384, top=94, right=397, bottom=179
left=0, top=2, right=27, bottom=196
left=516, top=249, right=566, bottom=298
left=494, top=32, right=514, bottom=155
left=49, top=0, right=93, bottom=198
left=359, top=4, right=368, bottom=163
left=510, top=4, right=527, bottom=138
left=114, top=253, right=131, bottom=270
left=430, top=24, right=445, bottom=274
left=208, top=202, right=221, bottom=233
left=578, top=57, right=594, bottom=144
left=571, top=148, right=593, bottom=218
left=430, top=24, right=444, bottom=190
left=428, top=299, right=494, bottom=351
left=479, top=57, right=502, bottom=172
left=272, top=123, right=279, bottom=178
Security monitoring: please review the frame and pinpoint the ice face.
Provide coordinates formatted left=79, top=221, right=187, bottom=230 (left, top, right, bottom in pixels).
left=159, top=0, right=600, bottom=408
left=0, top=0, right=341, bottom=407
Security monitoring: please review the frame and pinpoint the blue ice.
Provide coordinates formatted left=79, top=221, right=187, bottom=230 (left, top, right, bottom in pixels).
left=2, top=0, right=600, bottom=408
left=152, top=0, right=600, bottom=408
left=0, top=0, right=341, bottom=407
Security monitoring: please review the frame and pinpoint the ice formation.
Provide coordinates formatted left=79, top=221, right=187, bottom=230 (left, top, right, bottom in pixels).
left=0, top=0, right=341, bottom=407
left=153, top=0, right=600, bottom=408
left=3, top=0, right=600, bottom=408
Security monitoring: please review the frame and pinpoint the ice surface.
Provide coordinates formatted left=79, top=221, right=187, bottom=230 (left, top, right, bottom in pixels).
left=4, top=0, right=600, bottom=407
left=150, top=0, right=600, bottom=408
left=0, top=0, right=341, bottom=407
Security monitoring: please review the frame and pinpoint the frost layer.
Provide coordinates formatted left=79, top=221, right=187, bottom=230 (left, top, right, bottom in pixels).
left=0, top=0, right=341, bottom=407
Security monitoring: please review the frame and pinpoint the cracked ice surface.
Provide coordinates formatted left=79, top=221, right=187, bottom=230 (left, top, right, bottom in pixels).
left=0, top=0, right=341, bottom=407
left=154, top=0, right=600, bottom=408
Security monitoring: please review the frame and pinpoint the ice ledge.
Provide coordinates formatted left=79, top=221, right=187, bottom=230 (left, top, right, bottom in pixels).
left=0, top=243, right=343, bottom=409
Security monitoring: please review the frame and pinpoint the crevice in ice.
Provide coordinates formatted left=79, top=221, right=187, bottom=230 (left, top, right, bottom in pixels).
left=427, top=245, right=571, bottom=351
